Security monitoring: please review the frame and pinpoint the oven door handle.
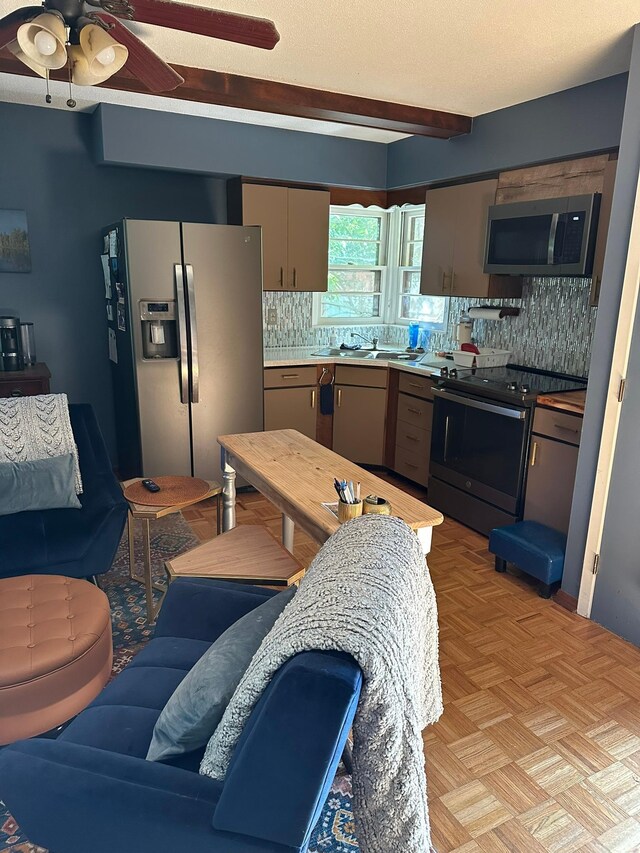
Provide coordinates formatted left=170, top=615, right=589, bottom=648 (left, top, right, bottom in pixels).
left=547, top=212, right=560, bottom=264
left=432, top=387, right=527, bottom=420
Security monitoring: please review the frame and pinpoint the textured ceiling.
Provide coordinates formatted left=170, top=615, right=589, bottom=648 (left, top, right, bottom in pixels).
left=1, top=0, right=638, bottom=137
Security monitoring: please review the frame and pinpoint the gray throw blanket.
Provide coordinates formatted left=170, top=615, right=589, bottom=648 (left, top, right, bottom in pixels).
left=0, top=393, right=82, bottom=493
left=201, top=513, right=442, bottom=853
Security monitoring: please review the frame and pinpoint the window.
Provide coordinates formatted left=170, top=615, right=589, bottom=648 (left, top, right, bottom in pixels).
left=396, top=208, right=448, bottom=329
left=318, top=209, right=387, bottom=323
left=314, top=204, right=447, bottom=330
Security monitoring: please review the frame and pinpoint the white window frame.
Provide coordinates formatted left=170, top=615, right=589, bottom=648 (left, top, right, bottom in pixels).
left=313, top=203, right=448, bottom=330
left=313, top=206, right=389, bottom=326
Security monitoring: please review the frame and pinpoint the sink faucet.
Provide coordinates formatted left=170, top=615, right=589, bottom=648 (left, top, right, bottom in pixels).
left=351, top=332, right=379, bottom=350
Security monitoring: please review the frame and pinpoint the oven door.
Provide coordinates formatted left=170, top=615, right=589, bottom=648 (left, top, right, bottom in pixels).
left=430, top=387, right=530, bottom=514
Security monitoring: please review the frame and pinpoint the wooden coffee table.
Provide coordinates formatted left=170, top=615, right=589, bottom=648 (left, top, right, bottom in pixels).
left=122, top=477, right=222, bottom=623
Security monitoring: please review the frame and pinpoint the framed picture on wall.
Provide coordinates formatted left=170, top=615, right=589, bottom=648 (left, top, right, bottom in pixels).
left=0, top=210, right=31, bottom=273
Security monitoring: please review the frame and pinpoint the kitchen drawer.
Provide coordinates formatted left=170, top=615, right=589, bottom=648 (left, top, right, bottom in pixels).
left=398, top=372, right=434, bottom=400
left=533, top=407, right=582, bottom=446
left=395, top=421, right=431, bottom=454
left=334, top=365, right=387, bottom=388
left=264, top=366, right=317, bottom=388
left=394, top=445, right=429, bottom=487
left=397, top=393, right=433, bottom=430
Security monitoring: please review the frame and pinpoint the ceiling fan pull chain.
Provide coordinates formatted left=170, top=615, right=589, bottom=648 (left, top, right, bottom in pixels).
left=45, top=69, right=51, bottom=105
left=66, top=61, right=76, bottom=108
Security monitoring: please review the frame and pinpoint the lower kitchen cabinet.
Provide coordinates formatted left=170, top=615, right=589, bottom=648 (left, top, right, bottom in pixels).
left=264, top=387, right=317, bottom=439
left=333, top=384, right=386, bottom=465
left=524, top=408, right=582, bottom=535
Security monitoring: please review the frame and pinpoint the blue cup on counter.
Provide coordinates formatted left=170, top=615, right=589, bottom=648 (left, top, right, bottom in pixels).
left=408, top=322, right=420, bottom=349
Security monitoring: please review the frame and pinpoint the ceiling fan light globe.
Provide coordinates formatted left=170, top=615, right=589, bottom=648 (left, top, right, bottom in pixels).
left=7, top=39, right=48, bottom=79
left=33, top=30, right=57, bottom=57
left=17, top=13, right=67, bottom=70
left=79, top=24, right=128, bottom=80
left=95, top=46, right=116, bottom=66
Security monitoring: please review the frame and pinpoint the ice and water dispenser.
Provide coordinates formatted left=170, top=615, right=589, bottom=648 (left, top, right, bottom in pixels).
left=139, top=301, right=178, bottom=359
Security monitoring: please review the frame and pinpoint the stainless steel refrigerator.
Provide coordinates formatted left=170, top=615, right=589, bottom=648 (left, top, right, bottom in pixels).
left=104, top=219, right=264, bottom=480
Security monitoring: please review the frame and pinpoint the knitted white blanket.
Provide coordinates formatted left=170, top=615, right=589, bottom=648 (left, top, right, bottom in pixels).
left=201, top=513, right=442, bottom=853
left=0, top=394, right=82, bottom=493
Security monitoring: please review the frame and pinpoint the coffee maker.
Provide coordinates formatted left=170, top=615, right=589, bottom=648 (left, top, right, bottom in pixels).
left=0, top=316, right=24, bottom=371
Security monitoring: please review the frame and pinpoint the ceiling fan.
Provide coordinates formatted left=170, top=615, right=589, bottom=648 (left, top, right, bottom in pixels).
left=0, top=0, right=280, bottom=105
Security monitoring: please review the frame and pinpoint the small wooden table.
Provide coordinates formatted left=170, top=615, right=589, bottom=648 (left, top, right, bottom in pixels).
left=122, top=478, right=222, bottom=623
left=165, top=525, right=305, bottom=588
left=218, top=430, right=444, bottom=556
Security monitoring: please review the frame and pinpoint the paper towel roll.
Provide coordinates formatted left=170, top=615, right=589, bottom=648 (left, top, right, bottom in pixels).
left=468, top=308, right=505, bottom=321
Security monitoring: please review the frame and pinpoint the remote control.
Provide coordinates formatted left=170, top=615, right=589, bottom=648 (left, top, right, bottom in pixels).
left=141, top=479, right=161, bottom=493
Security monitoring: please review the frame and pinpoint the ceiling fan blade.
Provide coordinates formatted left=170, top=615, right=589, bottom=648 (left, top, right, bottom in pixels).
left=112, top=0, right=280, bottom=50
left=93, top=12, right=184, bottom=92
left=0, top=6, right=42, bottom=51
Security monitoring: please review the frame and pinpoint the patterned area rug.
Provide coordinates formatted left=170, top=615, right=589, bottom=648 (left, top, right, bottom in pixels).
left=0, top=514, right=357, bottom=853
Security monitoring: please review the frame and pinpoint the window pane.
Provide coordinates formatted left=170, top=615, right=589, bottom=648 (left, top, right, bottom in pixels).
left=401, top=293, right=446, bottom=324
left=402, top=270, right=422, bottom=294
left=329, top=215, right=381, bottom=241
left=328, top=270, right=381, bottom=293
left=329, top=239, right=380, bottom=266
left=407, top=242, right=423, bottom=266
left=409, top=215, right=425, bottom=241
left=321, top=294, right=381, bottom=319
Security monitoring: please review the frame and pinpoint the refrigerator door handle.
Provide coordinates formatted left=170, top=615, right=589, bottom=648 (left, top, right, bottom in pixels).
left=185, top=263, right=200, bottom=403
left=174, top=264, right=189, bottom=405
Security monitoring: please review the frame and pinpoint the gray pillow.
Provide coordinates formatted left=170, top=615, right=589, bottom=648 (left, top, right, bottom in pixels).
left=0, top=454, right=81, bottom=516
left=147, top=585, right=297, bottom=762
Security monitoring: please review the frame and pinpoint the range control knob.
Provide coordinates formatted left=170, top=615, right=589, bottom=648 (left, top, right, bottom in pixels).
left=449, top=368, right=458, bottom=378
left=506, top=381, right=518, bottom=391
left=440, top=366, right=449, bottom=378
left=520, top=384, right=530, bottom=394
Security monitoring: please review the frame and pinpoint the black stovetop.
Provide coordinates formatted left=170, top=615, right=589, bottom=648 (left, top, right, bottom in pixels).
left=439, top=364, right=587, bottom=406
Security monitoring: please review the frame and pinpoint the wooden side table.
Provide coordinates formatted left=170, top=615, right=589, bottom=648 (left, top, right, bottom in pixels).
left=122, top=478, right=222, bottom=623
left=165, top=524, right=305, bottom=588
left=0, top=362, right=51, bottom=398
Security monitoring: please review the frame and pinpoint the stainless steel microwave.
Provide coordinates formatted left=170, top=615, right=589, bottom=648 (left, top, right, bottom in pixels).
left=483, top=193, right=601, bottom=276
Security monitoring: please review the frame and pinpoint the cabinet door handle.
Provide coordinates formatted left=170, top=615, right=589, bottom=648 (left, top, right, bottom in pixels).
left=279, top=267, right=284, bottom=289
left=281, top=373, right=299, bottom=380
left=405, top=461, right=418, bottom=469
left=451, top=272, right=456, bottom=293
left=406, top=434, right=419, bottom=442
left=10, top=389, right=24, bottom=397
left=337, top=388, right=342, bottom=407
left=554, top=423, right=580, bottom=435
left=292, top=268, right=297, bottom=288
left=408, top=382, right=423, bottom=389
left=530, top=441, right=538, bottom=467
left=442, top=271, right=448, bottom=293
left=310, top=389, right=316, bottom=408
left=408, top=407, right=422, bottom=415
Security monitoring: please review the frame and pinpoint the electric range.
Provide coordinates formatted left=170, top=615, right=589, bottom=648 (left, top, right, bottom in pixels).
left=428, top=365, right=587, bottom=536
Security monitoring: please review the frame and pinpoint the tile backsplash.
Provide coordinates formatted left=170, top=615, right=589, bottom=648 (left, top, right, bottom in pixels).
left=263, top=277, right=597, bottom=378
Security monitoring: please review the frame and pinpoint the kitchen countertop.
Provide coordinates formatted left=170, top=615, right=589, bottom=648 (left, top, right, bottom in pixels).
left=263, top=346, right=450, bottom=378
left=536, top=389, right=586, bottom=416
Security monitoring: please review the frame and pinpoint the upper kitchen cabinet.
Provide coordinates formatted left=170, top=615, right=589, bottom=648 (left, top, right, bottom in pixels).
left=241, top=183, right=330, bottom=291
left=420, top=179, right=522, bottom=299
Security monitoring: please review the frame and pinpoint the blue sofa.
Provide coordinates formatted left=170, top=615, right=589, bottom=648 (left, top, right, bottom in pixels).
left=0, top=403, right=128, bottom=580
left=0, top=576, right=363, bottom=853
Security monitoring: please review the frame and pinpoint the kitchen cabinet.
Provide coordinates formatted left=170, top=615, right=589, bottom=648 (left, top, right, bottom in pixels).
left=391, top=373, right=434, bottom=487
left=264, top=367, right=317, bottom=440
left=524, top=407, right=582, bottom=535
left=242, top=183, right=330, bottom=292
left=420, top=179, right=522, bottom=299
left=332, top=366, right=387, bottom=465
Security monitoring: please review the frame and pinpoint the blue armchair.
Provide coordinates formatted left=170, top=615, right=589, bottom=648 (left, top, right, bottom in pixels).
left=0, top=577, right=362, bottom=853
left=0, top=403, right=128, bottom=580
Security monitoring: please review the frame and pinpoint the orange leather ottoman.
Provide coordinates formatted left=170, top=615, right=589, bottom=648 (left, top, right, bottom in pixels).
left=0, top=575, right=112, bottom=745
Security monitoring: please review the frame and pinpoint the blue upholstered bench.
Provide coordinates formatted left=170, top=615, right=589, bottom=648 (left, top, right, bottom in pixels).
left=488, top=521, right=566, bottom=598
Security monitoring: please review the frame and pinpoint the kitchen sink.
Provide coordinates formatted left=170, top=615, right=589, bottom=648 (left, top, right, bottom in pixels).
left=312, top=347, right=423, bottom=361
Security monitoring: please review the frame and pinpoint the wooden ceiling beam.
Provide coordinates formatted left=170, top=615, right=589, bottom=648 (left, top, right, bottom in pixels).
left=0, top=53, right=471, bottom=139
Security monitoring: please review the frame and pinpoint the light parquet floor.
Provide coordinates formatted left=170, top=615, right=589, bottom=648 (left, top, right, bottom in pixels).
left=183, top=476, right=640, bottom=853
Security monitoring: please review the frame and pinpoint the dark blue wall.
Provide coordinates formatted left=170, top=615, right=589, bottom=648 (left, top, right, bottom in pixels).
left=95, top=103, right=389, bottom=189
left=0, top=102, right=227, bottom=458
left=387, top=74, right=627, bottom=188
